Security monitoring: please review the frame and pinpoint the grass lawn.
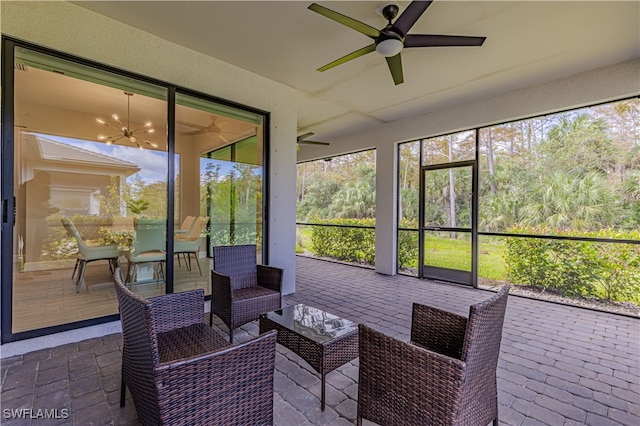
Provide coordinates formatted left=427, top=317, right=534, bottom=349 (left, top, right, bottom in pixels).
left=422, top=236, right=506, bottom=280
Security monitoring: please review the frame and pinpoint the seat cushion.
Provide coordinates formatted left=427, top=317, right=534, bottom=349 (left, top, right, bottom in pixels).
left=157, top=323, right=230, bottom=363
left=233, top=286, right=280, bottom=302
left=232, top=286, right=281, bottom=327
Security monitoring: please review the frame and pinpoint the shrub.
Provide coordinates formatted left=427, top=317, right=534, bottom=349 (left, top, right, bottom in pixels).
left=505, top=226, right=640, bottom=303
left=397, top=230, right=419, bottom=269
left=310, top=218, right=375, bottom=264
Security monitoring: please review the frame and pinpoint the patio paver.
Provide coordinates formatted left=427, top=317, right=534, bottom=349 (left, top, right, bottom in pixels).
left=1, top=256, right=638, bottom=425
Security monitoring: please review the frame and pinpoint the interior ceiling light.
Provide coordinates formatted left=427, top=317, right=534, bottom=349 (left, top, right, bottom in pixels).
left=96, top=91, right=156, bottom=149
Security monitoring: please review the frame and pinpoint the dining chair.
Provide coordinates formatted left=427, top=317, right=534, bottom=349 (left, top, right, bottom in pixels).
left=61, top=217, right=122, bottom=292
left=124, top=218, right=166, bottom=285
left=174, top=215, right=196, bottom=239
left=357, top=286, right=509, bottom=426
left=174, top=216, right=208, bottom=275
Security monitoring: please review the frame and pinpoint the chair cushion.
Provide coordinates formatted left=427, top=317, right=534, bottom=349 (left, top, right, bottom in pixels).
left=157, top=323, right=230, bottom=363
left=233, top=286, right=280, bottom=302
left=232, top=287, right=282, bottom=327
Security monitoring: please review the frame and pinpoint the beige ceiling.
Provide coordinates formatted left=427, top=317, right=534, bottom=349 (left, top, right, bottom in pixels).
left=74, top=1, right=639, bottom=144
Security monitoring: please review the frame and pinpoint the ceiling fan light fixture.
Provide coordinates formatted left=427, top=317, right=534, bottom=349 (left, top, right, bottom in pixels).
left=376, top=38, right=403, bottom=57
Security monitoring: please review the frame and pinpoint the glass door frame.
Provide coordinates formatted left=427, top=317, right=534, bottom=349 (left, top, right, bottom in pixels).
left=418, top=159, right=478, bottom=287
left=1, top=36, right=270, bottom=343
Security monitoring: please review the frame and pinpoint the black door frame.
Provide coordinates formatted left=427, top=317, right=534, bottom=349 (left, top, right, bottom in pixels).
left=1, top=37, right=270, bottom=343
left=418, top=159, right=478, bottom=287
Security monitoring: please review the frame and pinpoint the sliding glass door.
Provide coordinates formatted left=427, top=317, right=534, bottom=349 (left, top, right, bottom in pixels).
left=175, top=93, right=265, bottom=288
left=2, top=39, right=269, bottom=342
left=9, top=46, right=168, bottom=334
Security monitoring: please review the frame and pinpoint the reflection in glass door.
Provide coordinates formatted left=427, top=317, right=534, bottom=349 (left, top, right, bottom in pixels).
left=204, top=133, right=264, bottom=250
left=10, top=46, right=168, bottom=334
left=175, top=93, right=265, bottom=269
left=420, top=161, right=476, bottom=285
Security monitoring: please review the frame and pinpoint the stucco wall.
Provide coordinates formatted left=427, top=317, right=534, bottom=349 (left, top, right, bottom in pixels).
left=1, top=0, right=298, bottom=293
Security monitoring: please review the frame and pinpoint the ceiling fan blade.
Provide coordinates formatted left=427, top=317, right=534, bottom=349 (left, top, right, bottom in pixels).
left=392, top=1, right=433, bottom=36
left=217, top=133, right=230, bottom=144
left=297, top=131, right=330, bottom=145
left=386, top=53, right=404, bottom=85
left=405, top=34, right=486, bottom=47
left=298, top=140, right=331, bottom=146
left=180, top=128, right=208, bottom=136
left=308, top=3, right=380, bottom=39
left=297, top=132, right=315, bottom=141
left=318, top=44, right=376, bottom=72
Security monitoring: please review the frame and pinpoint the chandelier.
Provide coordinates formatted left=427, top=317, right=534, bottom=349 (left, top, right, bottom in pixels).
left=96, top=91, right=157, bottom=149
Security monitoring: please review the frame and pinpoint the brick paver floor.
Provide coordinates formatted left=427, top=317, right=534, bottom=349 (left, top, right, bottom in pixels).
left=1, top=256, right=638, bottom=425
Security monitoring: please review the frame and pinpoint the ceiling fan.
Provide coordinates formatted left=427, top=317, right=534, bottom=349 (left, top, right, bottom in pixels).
left=297, top=132, right=330, bottom=146
left=178, top=115, right=244, bottom=143
left=308, top=1, right=486, bottom=85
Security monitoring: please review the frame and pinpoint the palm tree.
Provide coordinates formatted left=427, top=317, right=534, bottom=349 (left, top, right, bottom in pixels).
left=520, top=171, right=619, bottom=230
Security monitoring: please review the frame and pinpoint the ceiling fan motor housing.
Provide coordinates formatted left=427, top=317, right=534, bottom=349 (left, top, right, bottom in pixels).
left=376, top=4, right=404, bottom=56
left=382, top=4, right=399, bottom=22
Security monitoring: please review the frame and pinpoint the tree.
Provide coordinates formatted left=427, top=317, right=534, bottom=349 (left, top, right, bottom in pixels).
left=297, top=150, right=376, bottom=222
left=540, top=114, right=617, bottom=176
left=399, top=142, right=420, bottom=222
left=520, top=171, right=620, bottom=230
left=330, top=162, right=375, bottom=219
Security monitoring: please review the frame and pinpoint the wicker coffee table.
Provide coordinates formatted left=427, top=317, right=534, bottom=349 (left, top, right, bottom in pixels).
left=259, top=303, right=359, bottom=410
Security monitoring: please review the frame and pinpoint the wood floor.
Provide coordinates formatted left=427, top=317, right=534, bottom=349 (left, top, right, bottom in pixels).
left=11, top=256, right=211, bottom=333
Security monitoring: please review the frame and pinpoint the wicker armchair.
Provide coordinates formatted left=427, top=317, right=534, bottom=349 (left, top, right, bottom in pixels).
left=113, top=268, right=278, bottom=426
left=357, top=286, right=509, bottom=426
left=210, top=244, right=283, bottom=343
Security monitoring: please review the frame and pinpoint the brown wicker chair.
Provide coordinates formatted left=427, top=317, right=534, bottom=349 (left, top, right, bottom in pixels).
left=210, top=244, right=283, bottom=343
left=357, top=286, right=509, bottom=426
left=113, top=268, right=278, bottom=426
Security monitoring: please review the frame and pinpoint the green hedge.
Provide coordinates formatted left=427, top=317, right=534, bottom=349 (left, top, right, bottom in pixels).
left=397, top=230, right=419, bottom=269
left=310, top=219, right=375, bottom=264
left=307, top=219, right=640, bottom=305
left=505, top=227, right=640, bottom=303
left=308, top=219, right=419, bottom=268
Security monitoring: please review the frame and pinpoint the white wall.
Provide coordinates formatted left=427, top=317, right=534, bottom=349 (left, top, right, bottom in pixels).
left=1, top=1, right=298, bottom=294
left=298, top=58, right=640, bottom=275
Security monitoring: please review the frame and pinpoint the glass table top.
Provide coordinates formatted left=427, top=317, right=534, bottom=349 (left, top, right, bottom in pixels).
left=261, top=303, right=358, bottom=344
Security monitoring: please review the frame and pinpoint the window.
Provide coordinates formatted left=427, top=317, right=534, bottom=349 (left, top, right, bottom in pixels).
left=397, top=98, right=640, bottom=308
left=296, top=150, right=376, bottom=266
